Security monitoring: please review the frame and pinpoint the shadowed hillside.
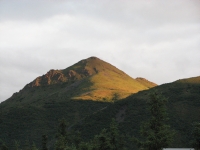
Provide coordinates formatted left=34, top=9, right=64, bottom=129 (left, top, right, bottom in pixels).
left=73, top=76, right=200, bottom=148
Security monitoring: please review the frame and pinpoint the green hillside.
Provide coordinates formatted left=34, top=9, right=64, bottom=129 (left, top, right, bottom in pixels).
left=0, top=57, right=156, bottom=149
left=73, top=76, right=200, bottom=148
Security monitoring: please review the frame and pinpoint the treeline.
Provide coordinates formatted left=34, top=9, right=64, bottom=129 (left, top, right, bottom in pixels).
left=0, top=118, right=126, bottom=150
left=1, top=92, right=200, bottom=150
left=54, top=118, right=126, bottom=150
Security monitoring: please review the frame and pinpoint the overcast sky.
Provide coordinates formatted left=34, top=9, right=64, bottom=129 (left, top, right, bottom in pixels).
left=0, top=0, right=200, bottom=102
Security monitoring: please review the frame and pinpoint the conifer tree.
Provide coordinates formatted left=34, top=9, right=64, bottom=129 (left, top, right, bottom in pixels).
left=31, top=143, right=38, bottom=150
left=24, top=140, right=31, bottom=150
left=93, top=129, right=111, bottom=150
left=55, top=119, right=69, bottom=150
left=0, top=145, right=8, bottom=150
left=134, top=91, right=173, bottom=150
left=193, top=122, right=200, bottom=150
left=14, top=140, right=21, bottom=150
left=42, top=135, right=48, bottom=150
left=92, top=119, right=125, bottom=150
left=0, top=141, right=8, bottom=150
left=109, top=119, right=125, bottom=150
left=71, top=131, right=81, bottom=149
left=78, top=142, right=92, bottom=150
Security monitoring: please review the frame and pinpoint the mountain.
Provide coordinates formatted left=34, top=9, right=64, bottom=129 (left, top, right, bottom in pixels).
left=0, top=56, right=156, bottom=149
left=4, top=56, right=156, bottom=105
left=1, top=56, right=199, bottom=149
left=73, top=76, right=200, bottom=148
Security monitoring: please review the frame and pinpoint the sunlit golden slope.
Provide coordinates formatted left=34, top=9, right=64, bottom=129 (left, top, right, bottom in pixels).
left=20, top=57, right=156, bottom=101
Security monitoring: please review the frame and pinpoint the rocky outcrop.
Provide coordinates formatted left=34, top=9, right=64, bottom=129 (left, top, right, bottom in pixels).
left=26, top=70, right=67, bottom=87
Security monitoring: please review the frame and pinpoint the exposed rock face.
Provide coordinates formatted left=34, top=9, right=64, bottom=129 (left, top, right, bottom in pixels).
left=31, top=77, right=41, bottom=87
left=26, top=70, right=67, bottom=87
left=25, top=57, right=106, bottom=88
left=68, top=70, right=76, bottom=78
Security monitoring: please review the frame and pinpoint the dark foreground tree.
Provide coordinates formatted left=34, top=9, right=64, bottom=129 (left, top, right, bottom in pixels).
left=92, top=119, right=126, bottom=150
left=134, top=91, right=174, bottom=150
left=55, top=119, right=81, bottom=150
left=42, top=135, right=48, bottom=150
left=31, top=143, right=38, bottom=150
left=0, top=140, right=8, bottom=150
left=192, top=122, right=200, bottom=150
left=0, top=144, right=8, bottom=150
left=55, top=119, right=68, bottom=150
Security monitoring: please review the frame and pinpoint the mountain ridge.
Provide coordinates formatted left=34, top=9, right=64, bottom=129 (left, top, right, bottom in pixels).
left=13, top=56, right=157, bottom=101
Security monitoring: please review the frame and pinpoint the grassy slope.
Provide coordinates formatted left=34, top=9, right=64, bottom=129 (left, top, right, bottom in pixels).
left=74, top=70, right=151, bottom=100
left=67, top=57, right=156, bottom=100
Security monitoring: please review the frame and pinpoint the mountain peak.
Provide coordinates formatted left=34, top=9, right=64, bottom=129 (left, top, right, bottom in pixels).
left=87, top=56, right=99, bottom=59
left=21, top=56, right=156, bottom=101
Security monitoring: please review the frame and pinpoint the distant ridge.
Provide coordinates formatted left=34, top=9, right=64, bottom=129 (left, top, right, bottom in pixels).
left=175, top=76, right=200, bottom=84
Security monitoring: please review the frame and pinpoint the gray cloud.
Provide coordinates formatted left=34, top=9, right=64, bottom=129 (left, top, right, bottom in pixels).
left=0, top=0, right=200, bottom=102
